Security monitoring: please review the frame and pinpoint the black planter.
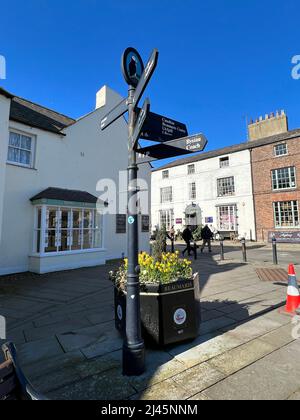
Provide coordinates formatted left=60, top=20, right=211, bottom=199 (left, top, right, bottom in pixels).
left=114, top=275, right=201, bottom=347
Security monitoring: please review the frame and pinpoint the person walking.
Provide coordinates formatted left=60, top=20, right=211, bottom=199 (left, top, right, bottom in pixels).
left=182, top=226, right=193, bottom=257
left=201, top=225, right=213, bottom=253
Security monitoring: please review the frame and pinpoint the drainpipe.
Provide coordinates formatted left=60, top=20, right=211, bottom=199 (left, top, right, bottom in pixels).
left=250, top=149, right=258, bottom=242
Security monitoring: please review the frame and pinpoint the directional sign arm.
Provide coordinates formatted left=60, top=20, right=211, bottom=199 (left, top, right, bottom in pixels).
left=136, top=133, right=208, bottom=164
left=133, top=49, right=159, bottom=109
left=100, top=98, right=128, bottom=131
left=132, top=98, right=150, bottom=148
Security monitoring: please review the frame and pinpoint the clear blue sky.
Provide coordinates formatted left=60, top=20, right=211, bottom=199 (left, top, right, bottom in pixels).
left=1, top=0, right=299, bottom=168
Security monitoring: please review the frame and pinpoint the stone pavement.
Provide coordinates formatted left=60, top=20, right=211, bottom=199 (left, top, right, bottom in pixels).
left=0, top=254, right=299, bottom=400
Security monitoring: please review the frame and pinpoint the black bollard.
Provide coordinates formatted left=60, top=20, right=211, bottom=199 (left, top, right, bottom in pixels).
left=171, top=239, right=175, bottom=254
left=272, top=237, right=278, bottom=265
left=193, top=241, right=198, bottom=260
left=241, top=238, right=247, bottom=263
left=220, top=237, right=225, bottom=261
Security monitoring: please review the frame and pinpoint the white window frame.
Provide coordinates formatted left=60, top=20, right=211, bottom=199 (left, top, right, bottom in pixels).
left=189, top=182, right=197, bottom=200
left=274, top=143, right=288, bottom=157
left=187, top=164, right=195, bottom=175
left=160, top=186, right=173, bottom=204
left=217, top=176, right=235, bottom=197
left=7, top=129, right=36, bottom=168
left=272, top=167, right=296, bottom=191
left=273, top=201, right=299, bottom=229
left=219, top=157, right=229, bottom=168
left=217, top=205, right=238, bottom=231
left=162, top=170, right=169, bottom=179
left=159, top=209, right=174, bottom=230
left=32, top=205, right=104, bottom=256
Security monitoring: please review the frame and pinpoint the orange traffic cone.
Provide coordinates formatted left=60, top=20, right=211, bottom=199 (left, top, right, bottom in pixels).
left=285, top=264, right=300, bottom=314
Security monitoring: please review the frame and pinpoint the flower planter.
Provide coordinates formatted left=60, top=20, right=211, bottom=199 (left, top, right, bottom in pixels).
left=114, top=273, right=201, bottom=347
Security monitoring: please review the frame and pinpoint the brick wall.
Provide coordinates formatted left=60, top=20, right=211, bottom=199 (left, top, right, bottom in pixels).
left=251, top=137, right=300, bottom=241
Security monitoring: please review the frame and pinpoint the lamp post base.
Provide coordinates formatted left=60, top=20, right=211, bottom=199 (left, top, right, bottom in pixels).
left=122, top=342, right=145, bottom=377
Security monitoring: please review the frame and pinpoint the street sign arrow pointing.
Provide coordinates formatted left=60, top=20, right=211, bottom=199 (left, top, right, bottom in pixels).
left=136, top=133, right=208, bottom=164
left=132, top=98, right=150, bottom=148
left=100, top=98, right=128, bottom=131
left=133, top=49, right=159, bottom=109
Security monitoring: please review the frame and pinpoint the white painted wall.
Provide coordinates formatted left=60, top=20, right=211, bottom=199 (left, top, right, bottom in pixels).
left=151, top=150, right=256, bottom=240
left=0, top=94, right=11, bottom=243
left=0, top=86, right=151, bottom=275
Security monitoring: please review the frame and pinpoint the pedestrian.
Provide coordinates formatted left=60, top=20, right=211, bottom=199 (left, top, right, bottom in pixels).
left=201, top=225, right=213, bottom=253
left=210, top=224, right=218, bottom=241
left=182, top=226, right=193, bottom=257
left=169, top=226, right=175, bottom=253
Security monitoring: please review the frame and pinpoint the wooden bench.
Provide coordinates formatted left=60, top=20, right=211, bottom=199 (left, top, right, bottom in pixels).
left=0, top=342, right=47, bottom=400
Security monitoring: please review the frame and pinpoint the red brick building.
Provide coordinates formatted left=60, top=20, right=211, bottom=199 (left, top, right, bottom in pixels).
left=249, top=113, right=300, bottom=242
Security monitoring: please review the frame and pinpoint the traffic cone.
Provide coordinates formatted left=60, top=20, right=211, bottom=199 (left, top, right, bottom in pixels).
left=285, top=264, right=300, bottom=314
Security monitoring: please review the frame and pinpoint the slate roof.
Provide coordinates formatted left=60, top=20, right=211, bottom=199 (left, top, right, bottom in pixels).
left=152, top=129, right=300, bottom=172
left=30, top=187, right=99, bottom=204
left=0, top=86, right=75, bottom=134
left=10, top=97, right=75, bottom=134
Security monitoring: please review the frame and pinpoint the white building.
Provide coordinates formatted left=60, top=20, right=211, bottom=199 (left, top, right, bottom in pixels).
left=0, top=86, right=150, bottom=275
left=151, top=145, right=256, bottom=240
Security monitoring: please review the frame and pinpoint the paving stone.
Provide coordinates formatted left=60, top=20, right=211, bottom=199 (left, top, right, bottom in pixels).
left=22, top=350, right=85, bottom=379
left=48, top=368, right=136, bottom=400
left=169, top=333, right=243, bottom=368
left=204, top=341, right=300, bottom=400
left=17, top=337, right=64, bottom=366
left=188, top=392, right=212, bottom=400
left=129, top=350, right=187, bottom=392
left=31, top=366, right=80, bottom=393
left=259, top=324, right=295, bottom=348
left=131, top=378, right=189, bottom=401
left=75, top=350, right=122, bottom=379
left=200, top=316, right=237, bottom=335
left=172, top=362, right=225, bottom=394
left=208, top=339, right=275, bottom=376
left=24, top=318, right=92, bottom=342
left=223, top=317, right=282, bottom=343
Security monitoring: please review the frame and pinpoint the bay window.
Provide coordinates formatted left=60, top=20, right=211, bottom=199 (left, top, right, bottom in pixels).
left=33, top=206, right=103, bottom=254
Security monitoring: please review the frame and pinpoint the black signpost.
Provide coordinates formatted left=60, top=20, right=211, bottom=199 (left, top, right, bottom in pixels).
left=101, top=47, right=208, bottom=377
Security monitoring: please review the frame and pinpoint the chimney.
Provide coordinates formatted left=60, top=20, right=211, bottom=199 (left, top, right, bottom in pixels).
left=248, top=110, right=288, bottom=141
left=95, top=86, right=108, bottom=109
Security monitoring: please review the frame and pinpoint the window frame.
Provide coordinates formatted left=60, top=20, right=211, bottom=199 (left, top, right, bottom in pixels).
left=162, top=170, right=169, bottom=180
left=217, top=176, right=235, bottom=197
left=274, top=143, right=288, bottom=157
left=271, top=166, right=297, bottom=191
left=7, top=129, right=36, bottom=169
left=187, top=164, right=195, bottom=175
left=32, top=205, right=104, bottom=256
left=189, top=182, right=197, bottom=200
left=273, top=201, right=299, bottom=229
left=160, top=186, right=173, bottom=204
left=219, top=156, right=229, bottom=168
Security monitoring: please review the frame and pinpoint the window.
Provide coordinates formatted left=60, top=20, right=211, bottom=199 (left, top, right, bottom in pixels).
left=220, top=157, right=229, bottom=168
left=274, top=201, right=299, bottom=228
left=272, top=167, right=296, bottom=190
left=162, top=170, right=169, bottom=179
left=159, top=209, right=174, bottom=230
left=217, top=205, right=238, bottom=231
left=274, top=143, right=288, bottom=157
left=116, top=214, right=126, bottom=234
left=217, top=177, right=235, bottom=197
left=160, top=187, right=173, bottom=203
left=188, top=164, right=195, bottom=175
left=189, top=182, right=197, bottom=200
left=7, top=131, right=34, bottom=167
left=34, top=206, right=103, bottom=254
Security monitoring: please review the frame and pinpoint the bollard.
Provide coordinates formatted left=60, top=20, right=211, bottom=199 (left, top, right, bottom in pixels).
left=272, top=237, right=278, bottom=265
left=220, top=237, right=225, bottom=261
left=193, top=241, right=198, bottom=260
left=241, top=238, right=247, bottom=263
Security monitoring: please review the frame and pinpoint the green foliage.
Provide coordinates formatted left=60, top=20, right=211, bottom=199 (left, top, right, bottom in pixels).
left=192, top=225, right=203, bottom=241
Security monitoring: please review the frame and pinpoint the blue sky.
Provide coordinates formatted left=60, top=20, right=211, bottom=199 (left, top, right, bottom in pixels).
left=1, top=0, right=299, bottom=168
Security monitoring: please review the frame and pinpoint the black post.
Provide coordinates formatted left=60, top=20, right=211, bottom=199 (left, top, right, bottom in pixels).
left=123, top=86, right=145, bottom=376
left=272, top=237, right=278, bottom=265
left=220, top=237, right=225, bottom=261
left=241, top=238, right=247, bottom=263
left=171, top=239, right=175, bottom=254
left=193, top=242, right=198, bottom=260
